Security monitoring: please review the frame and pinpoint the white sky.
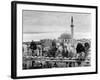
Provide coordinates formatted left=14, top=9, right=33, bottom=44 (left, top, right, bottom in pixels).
left=23, top=10, right=91, bottom=41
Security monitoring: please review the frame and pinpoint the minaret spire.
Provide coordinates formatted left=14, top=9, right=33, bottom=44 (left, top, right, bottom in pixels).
left=71, top=16, right=74, bottom=39
left=71, top=16, right=73, bottom=25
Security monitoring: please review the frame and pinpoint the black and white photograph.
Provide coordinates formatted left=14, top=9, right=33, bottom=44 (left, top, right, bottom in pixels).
left=11, top=1, right=97, bottom=79
left=22, top=10, right=91, bottom=69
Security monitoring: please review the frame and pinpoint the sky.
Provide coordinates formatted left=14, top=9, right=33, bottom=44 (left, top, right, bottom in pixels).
left=23, top=10, right=91, bottom=41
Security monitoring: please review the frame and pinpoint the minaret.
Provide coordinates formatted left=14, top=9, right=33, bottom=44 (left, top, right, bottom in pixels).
left=70, top=16, right=74, bottom=39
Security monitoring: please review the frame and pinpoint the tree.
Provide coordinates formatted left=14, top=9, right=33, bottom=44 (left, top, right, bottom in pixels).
left=76, top=43, right=85, bottom=53
left=30, top=40, right=37, bottom=50
left=52, top=40, right=56, bottom=47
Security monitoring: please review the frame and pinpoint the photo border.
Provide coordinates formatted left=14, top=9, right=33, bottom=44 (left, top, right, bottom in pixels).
left=11, top=1, right=98, bottom=79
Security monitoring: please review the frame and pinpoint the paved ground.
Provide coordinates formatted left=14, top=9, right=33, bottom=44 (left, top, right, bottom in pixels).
left=23, top=56, right=90, bottom=69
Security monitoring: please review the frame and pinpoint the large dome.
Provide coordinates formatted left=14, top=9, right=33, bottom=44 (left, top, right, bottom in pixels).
left=58, top=33, right=72, bottom=39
